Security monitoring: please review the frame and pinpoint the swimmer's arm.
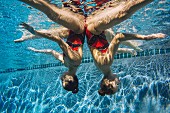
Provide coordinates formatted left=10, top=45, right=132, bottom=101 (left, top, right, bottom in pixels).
left=104, top=28, right=115, bottom=42
left=104, top=29, right=143, bottom=52
left=14, top=23, right=69, bottom=42
left=114, top=32, right=166, bottom=43
left=117, top=48, right=137, bottom=56
left=19, top=0, right=84, bottom=34
left=34, top=28, right=63, bottom=44
left=19, top=23, right=67, bottom=43
left=121, top=41, right=143, bottom=52
left=54, top=27, right=70, bottom=38
left=109, top=32, right=165, bottom=56
left=28, top=47, right=64, bottom=63
left=86, top=0, right=153, bottom=34
left=14, top=32, right=40, bottom=42
left=17, top=23, right=72, bottom=56
left=32, top=27, right=70, bottom=39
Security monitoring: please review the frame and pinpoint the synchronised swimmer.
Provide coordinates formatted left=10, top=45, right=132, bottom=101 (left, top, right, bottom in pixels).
left=15, top=0, right=166, bottom=95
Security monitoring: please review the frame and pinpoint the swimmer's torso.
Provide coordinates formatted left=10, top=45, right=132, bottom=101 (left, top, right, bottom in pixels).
left=63, top=30, right=85, bottom=68
left=90, top=47, right=114, bottom=74
left=66, top=30, right=85, bottom=51
left=63, top=47, right=82, bottom=68
left=86, top=28, right=114, bottom=73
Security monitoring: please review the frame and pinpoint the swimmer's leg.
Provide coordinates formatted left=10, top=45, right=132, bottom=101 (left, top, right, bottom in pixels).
left=15, top=23, right=69, bottom=41
left=104, top=28, right=143, bottom=52
left=86, top=0, right=153, bottom=34
left=19, top=0, right=84, bottom=33
left=116, top=33, right=166, bottom=41
left=109, top=32, right=165, bottom=56
left=21, top=23, right=78, bottom=59
left=28, top=47, right=64, bottom=63
left=117, top=48, right=137, bottom=56
left=104, top=29, right=143, bottom=52
left=17, top=23, right=82, bottom=61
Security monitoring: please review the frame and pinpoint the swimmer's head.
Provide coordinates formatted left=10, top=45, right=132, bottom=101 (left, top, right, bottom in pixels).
left=98, top=74, right=120, bottom=96
left=61, top=73, right=79, bottom=94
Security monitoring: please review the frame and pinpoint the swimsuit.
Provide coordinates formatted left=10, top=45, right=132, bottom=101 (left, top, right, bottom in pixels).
left=86, top=29, right=109, bottom=53
left=66, top=30, right=85, bottom=51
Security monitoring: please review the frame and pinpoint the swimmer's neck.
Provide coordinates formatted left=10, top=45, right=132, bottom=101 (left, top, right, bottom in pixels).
left=103, top=70, right=115, bottom=80
left=67, top=67, right=78, bottom=76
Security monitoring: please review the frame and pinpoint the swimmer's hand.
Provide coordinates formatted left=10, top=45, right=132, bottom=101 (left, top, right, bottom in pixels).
left=14, top=33, right=37, bottom=43
left=134, top=47, right=143, bottom=52
left=28, top=47, right=38, bottom=52
left=14, top=38, right=24, bottom=43
left=20, top=22, right=35, bottom=34
left=144, top=33, right=166, bottom=40
left=129, top=49, right=137, bottom=56
left=14, top=34, right=31, bottom=43
left=28, top=47, right=49, bottom=53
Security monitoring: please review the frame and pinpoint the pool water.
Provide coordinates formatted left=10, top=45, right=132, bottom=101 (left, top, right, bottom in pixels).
left=0, top=0, right=170, bottom=113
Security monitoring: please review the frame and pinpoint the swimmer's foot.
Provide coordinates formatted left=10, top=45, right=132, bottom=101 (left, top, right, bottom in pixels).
left=28, top=47, right=46, bottom=53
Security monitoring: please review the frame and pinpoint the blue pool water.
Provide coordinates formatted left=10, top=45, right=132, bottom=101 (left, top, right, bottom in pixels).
left=0, top=0, right=170, bottom=113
